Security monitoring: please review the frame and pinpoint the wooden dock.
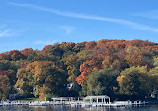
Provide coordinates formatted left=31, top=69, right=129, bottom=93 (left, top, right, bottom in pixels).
left=0, top=95, right=148, bottom=107
left=0, top=100, right=147, bottom=107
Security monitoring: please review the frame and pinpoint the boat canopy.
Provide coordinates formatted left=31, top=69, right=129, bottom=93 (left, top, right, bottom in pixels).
left=84, top=95, right=110, bottom=100
left=51, top=97, right=74, bottom=101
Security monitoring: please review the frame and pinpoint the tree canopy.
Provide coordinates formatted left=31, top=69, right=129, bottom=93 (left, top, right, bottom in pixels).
left=0, top=39, right=158, bottom=100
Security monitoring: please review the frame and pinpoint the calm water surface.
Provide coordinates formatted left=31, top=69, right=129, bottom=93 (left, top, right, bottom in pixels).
left=0, top=105, right=158, bottom=111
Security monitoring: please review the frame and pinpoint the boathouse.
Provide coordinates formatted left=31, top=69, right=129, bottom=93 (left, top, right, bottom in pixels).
left=51, top=97, right=75, bottom=102
left=83, top=95, right=110, bottom=104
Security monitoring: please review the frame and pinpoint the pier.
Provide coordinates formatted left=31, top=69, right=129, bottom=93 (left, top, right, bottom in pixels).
left=0, top=95, right=148, bottom=107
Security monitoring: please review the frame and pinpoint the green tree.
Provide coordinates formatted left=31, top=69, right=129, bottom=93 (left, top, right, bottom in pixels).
left=15, top=68, right=34, bottom=97
left=149, top=57, right=158, bottom=90
left=83, top=68, right=118, bottom=97
left=118, top=67, right=151, bottom=100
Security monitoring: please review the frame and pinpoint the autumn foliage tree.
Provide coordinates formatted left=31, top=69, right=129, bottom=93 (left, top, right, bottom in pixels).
left=76, top=60, right=102, bottom=86
left=15, top=61, right=68, bottom=99
left=0, top=75, right=10, bottom=100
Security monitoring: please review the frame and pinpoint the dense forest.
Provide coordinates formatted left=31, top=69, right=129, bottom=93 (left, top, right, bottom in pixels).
left=0, top=39, right=158, bottom=101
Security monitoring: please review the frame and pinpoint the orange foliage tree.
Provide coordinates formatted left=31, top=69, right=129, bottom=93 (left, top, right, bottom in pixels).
left=76, top=60, right=102, bottom=86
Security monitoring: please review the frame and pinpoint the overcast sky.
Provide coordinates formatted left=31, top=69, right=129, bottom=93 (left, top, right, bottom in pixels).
left=1, top=0, right=158, bottom=53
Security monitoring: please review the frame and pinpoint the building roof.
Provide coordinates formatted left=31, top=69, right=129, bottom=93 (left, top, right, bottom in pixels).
left=84, top=95, right=110, bottom=99
left=51, top=97, right=74, bottom=101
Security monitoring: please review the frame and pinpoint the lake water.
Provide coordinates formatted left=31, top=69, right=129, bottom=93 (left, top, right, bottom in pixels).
left=0, top=105, right=158, bottom=111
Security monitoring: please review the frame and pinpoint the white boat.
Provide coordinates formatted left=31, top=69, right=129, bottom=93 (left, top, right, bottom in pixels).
left=70, top=103, right=76, bottom=107
left=81, top=103, right=86, bottom=107
left=92, top=103, right=97, bottom=107
left=29, top=101, right=47, bottom=106
left=111, top=101, right=132, bottom=107
left=40, top=101, right=47, bottom=106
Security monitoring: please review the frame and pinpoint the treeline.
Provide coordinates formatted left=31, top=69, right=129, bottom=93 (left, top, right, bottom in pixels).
left=0, top=39, right=158, bottom=101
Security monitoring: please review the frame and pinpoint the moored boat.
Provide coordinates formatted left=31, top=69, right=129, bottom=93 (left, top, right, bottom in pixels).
left=29, top=101, right=47, bottom=106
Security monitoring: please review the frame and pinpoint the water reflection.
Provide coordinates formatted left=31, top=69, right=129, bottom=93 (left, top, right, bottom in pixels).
left=0, top=105, right=158, bottom=111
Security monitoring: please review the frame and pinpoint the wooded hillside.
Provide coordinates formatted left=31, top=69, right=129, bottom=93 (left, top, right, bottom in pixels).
left=0, top=39, right=158, bottom=101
